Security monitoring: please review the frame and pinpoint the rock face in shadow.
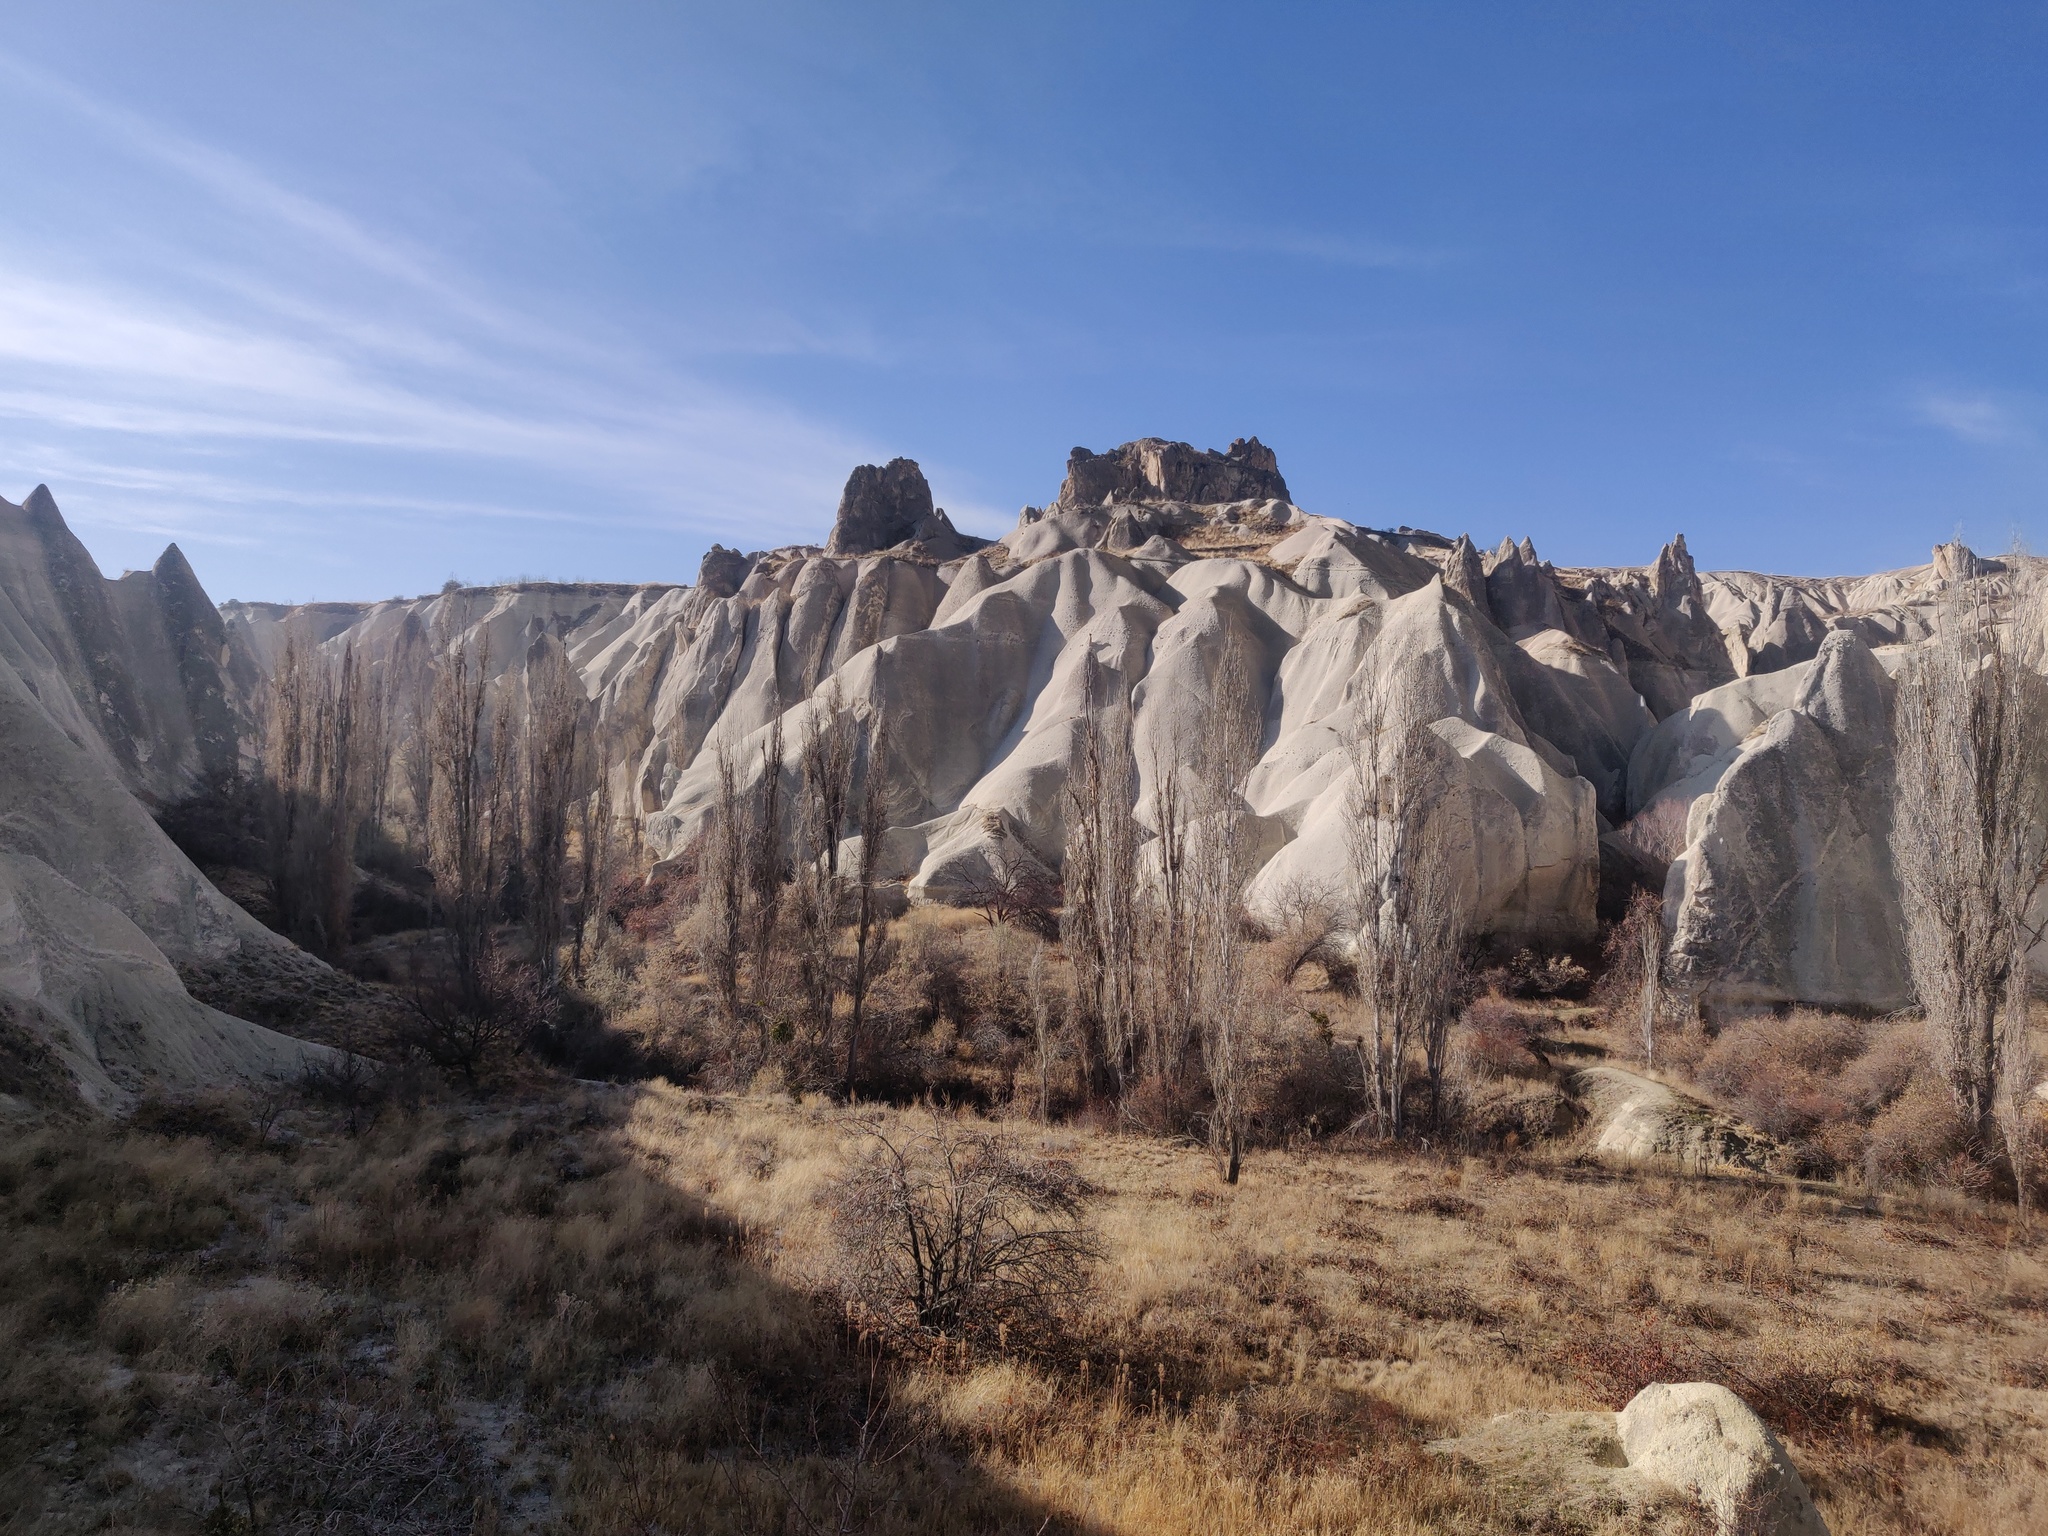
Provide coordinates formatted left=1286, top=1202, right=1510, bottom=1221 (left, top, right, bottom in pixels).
left=825, top=458, right=985, bottom=559
left=1664, top=632, right=1911, bottom=1011
left=0, top=602, right=333, bottom=1109
left=0, top=486, right=242, bottom=805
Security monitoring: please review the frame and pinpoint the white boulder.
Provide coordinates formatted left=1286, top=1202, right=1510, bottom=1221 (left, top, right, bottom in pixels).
left=1617, top=1382, right=1828, bottom=1536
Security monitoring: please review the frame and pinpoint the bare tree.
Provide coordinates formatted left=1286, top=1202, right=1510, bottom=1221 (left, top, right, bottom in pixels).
left=567, top=719, right=615, bottom=979
left=1061, top=656, right=1139, bottom=1097
left=700, top=740, right=751, bottom=1044
left=1193, top=642, right=1260, bottom=1181
left=1604, top=888, right=1665, bottom=1068
left=392, top=617, right=436, bottom=859
left=1892, top=564, right=2048, bottom=1170
left=747, top=713, right=788, bottom=1045
left=259, top=632, right=371, bottom=956
left=795, top=686, right=855, bottom=1046
left=830, top=1113, right=1099, bottom=1338
left=1346, top=667, right=1465, bottom=1138
left=844, top=719, right=892, bottom=1096
left=524, top=648, right=584, bottom=985
left=1027, top=940, right=1056, bottom=1121
left=1147, top=729, right=1199, bottom=1087
left=428, top=633, right=498, bottom=1004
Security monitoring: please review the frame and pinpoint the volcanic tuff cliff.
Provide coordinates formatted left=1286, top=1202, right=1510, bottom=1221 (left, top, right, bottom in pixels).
left=203, top=440, right=2019, bottom=1006
left=0, top=487, right=333, bottom=1111
left=0, top=440, right=2026, bottom=1097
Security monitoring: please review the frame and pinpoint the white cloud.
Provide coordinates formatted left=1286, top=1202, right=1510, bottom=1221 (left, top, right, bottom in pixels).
left=1915, top=390, right=2026, bottom=446
left=0, top=51, right=879, bottom=578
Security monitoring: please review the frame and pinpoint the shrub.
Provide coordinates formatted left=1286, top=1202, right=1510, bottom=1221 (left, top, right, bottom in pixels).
left=829, top=1114, right=1099, bottom=1339
left=1499, top=949, right=1590, bottom=1000
left=1690, top=1011, right=1872, bottom=1174
left=1865, top=1078, right=1975, bottom=1192
left=1455, top=994, right=1546, bottom=1082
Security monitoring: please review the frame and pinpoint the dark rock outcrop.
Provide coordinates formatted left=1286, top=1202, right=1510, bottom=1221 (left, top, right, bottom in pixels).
left=697, top=544, right=757, bottom=598
left=825, top=458, right=984, bottom=558
left=1055, top=437, right=1290, bottom=511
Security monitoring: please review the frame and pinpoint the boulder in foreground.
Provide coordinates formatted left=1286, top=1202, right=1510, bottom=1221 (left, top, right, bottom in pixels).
left=1619, top=1382, right=1828, bottom=1536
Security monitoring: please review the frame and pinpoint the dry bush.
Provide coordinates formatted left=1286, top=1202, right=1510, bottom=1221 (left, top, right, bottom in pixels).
left=1454, top=994, right=1547, bottom=1082
left=829, top=1113, right=1099, bottom=1340
left=1494, top=947, right=1591, bottom=1001
left=1693, top=1011, right=1868, bottom=1171
left=1864, top=1077, right=1977, bottom=1192
left=1263, top=876, right=1347, bottom=988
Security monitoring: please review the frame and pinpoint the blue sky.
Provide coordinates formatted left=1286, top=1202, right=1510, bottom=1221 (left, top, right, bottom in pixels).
left=0, top=3, right=2043, bottom=601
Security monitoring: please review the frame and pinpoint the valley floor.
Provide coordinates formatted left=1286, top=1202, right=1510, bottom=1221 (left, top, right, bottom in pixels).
left=3, top=1061, right=2045, bottom=1535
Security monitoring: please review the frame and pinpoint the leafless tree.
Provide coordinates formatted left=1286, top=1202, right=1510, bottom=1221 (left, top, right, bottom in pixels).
left=1062, top=655, right=1140, bottom=1097
left=1146, top=728, right=1199, bottom=1087
left=428, top=633, right=498, bottom=1004
left=568, top=719, right=615, bottom=979
left=1346, top=667, right=1465, bottom=1137
left=747, top=712, right=788, bottom=1046
left=1892, top=564, right=2048, bottom=1175
left=1265, top=873, right=1346, bottom=988
left=1604, top=888, right=1665, bottom=1068
left=524, top=647, right=584, bottom=985
left=829, top=1112, right=1099, bottom=1338
left=1027, top=940, right=1056, bottom=1121
left=260, top=631, right=372, bottom=956
left=392, top=616, right=436, bottom=858
left=795, top=686, right=855, bottom=1046
left=844, top=720, right=892, bottom=1095
left=700, top=739, right=751, bottom=1043
left=1193, top=642, right=1260, bottom=1181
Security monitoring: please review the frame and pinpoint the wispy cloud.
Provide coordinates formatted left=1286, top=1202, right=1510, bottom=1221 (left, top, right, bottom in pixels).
left=1168, top=224, right=1455, bottom=270
left=1915, top=389, right=2029, bottom=446
left=0, top=51, right=878, bottom=593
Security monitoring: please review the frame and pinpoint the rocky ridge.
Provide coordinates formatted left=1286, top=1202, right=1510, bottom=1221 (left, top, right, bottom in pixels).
left=212, top=443, right=2015, bottom=1003
left=0, top=488, right=335, bottom=1110
left=3, top=441, right=2026, bottom=1099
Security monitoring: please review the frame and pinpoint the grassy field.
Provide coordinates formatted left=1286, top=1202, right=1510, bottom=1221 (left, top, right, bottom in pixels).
left=4, top=1030, right=2044, bottom=1534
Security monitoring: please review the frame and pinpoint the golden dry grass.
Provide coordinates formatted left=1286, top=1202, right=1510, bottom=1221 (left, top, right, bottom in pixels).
left=3, top=1058, right=2044, bottom=1534
left=629, top=1082, right=2048, bottom=1535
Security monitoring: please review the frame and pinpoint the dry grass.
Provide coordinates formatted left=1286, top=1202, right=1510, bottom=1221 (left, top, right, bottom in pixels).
left=4, top=1030, right=2045, bottom=1533
left=628, top=1080, right=2048, bottom=1535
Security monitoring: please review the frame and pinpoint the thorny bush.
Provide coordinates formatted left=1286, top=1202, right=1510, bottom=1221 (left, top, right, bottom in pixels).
left=830, top=1112, right=1101, bottom=1341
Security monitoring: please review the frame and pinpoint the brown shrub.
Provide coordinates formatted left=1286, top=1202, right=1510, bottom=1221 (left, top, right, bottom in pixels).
left=1455, top=994, right=1547, bottom=1082
left=1865, top=1078, right=1976, bottom=1192
left=830, top=1113, right=1099, bottom=1340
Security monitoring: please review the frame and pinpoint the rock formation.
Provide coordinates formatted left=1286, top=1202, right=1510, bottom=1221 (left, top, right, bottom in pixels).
left=1617, top=1383, right=1829, bottom=1535
left=0, top=490, right=336, bottom=1107
left=1054, top=436, right=1290, bottom=511
left=825, top=457, right=984, bottom=559
left=0, top=485, right=242, bottom=805
left=1664, top=632, right=1912, bottom=1012
left=6, top=433, right=2032, bottom=1101
left=1432, top=1382, right=1828, bottom=1535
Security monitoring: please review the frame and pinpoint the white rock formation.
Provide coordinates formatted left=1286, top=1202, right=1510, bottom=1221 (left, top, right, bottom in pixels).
left=1663, top=633, right=1912, bottom=1012
left=0, top=520, right=335, bottom=1107
left=1617, top=1383, right=1829, bottom=1535
left=163, top=443, right=2042, bottom=1009
left=1431, top=1383, right=1828, bottom=1535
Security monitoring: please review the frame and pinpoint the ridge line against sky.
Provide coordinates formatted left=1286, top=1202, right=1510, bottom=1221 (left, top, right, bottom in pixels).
left=0, top=3, right=2042, bottom=602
